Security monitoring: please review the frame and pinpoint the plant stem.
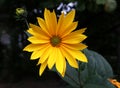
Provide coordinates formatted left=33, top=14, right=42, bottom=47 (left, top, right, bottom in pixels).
left=24, top=18, right=29, bottom=29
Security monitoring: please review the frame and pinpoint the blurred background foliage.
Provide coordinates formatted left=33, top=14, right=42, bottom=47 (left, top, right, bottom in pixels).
left=0, top=0, right=120, bottom=83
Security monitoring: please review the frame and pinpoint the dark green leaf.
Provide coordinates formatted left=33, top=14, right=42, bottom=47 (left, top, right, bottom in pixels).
left=83, top=49, right=114, bottom=78
left=79, top=63, right=89, bottom=83
left=83, top=73, right=116, bottom=88
left=61, top=63, right=80, bottom=88
left=51, top=62, right=80, bottom=88
left=52, top=49, right=114, bottom=88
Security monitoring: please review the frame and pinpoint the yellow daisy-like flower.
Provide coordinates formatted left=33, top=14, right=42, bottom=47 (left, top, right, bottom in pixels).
left=23, top=8, right=88, bottom=77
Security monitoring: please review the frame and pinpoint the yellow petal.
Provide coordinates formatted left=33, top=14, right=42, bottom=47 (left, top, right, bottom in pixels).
left=29, top=23, right=49, bottom=38
left=37, top=17, right=51, bottom=36
left=60, top=22, right=78, bottom=37
left=63, top=10, right=75, bottom=28
left=29, top=23, right=41, bottom=33
left=62, top=35, right=87, bottom=44
left=47, top=47, right=57, bottom=69
left=51, top=10, right=57, bottom=27
left=27, top=28, right=49, bottom=40
left=56, top=13, right=64, bottom=35
left=50, top=10, right=57, bottom=34
left=37, top=46, right=52, bottom=65
left=57, top=10, right=75, bottom=35
left=23, top=44, right=49, bottom=52
left=39, top=60, right=47, bottom=76
left=70, top=28, right=87, bottom=35
left=62, top=46, right=88, bottom=62
left=77, top=28, right=87, bottom=34
left=62, top=43, right=87, bottom=51
left=61, top=59, right=66, bottom=77
left=64, top=28, right=87, bottom=37
left=30, top=45, right=50, bottom=59
left=60, top=46, right=78, bottom=68
left=62, top=29, right=87, bottom=44
left=73, top=51, right=88, bottom=62
left=44, top=9, right=57, bottom=35
left=28, top=36, right=49, bottom=44
left=55, top=48, right=65, bottom=76
left=44, top=9, right=52, bottom=32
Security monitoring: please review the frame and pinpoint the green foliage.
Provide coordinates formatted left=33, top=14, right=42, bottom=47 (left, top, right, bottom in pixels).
left=96, top=0, right=106, bottom=5
left=83, top=49, right=113, bottom=78
left=77, top=0, right=86, bottom=11
left=68, top=0, right=117, bottom=12
left=53, top=49, right=115, bottom=88
left=83, top=73, right=115, bottom=88
left=60, top=63, right=80, bottom=88
left=104, top=0, right=117, bottom=12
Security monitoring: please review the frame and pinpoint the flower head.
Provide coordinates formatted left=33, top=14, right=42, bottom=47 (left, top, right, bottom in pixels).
left=23, top=8, right=88, bottom=77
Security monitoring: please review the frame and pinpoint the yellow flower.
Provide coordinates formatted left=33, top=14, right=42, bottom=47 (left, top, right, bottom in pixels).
left=109, top=79, right=120, bottom=88
left=23, top=8, right=88, bottom=77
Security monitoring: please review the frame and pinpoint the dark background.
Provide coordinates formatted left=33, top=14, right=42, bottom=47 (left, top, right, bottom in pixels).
left=0, top=0, right=120, bottom=87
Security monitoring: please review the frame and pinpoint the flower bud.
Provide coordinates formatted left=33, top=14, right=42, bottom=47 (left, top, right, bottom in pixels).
left=16, top=8, right=27, bottom=17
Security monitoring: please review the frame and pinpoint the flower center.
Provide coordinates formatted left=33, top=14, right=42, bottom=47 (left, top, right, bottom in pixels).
left=50, top=36, right=61, bottom=47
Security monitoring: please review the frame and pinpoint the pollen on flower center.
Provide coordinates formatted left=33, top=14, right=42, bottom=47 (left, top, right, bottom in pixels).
left=50, top=36, right=61, bottom=47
